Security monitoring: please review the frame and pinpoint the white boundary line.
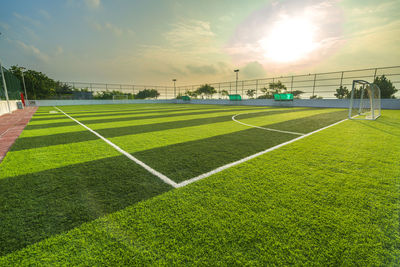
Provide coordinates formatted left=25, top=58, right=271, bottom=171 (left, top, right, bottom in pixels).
left=232, top=113, right=305, bottom=136
left=176, top=118, right=348, bottom=187
left=54, top=106, right=178, bottom=188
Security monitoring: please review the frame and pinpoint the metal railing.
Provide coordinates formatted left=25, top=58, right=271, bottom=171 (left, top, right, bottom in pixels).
left=62, top=65, right=400, bottom=100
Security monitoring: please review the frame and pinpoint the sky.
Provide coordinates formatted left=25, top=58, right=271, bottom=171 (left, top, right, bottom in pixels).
left=0, top=0, right=399, bottom=86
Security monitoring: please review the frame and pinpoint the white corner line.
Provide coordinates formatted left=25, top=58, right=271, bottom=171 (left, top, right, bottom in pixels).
left=54, top=106, right=178, bottom=188
left=232, top=114, right=305, bottom=136
left=176, top=118, right=348, bottom=188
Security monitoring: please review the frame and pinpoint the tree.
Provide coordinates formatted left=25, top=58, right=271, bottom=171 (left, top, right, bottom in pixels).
left=246, top=89, right=256, bottom=99
left=292, top=90, right=304, bottom=99
left=219, top=89, right=229, bottom=99
left=310, top=95, right=323, bottom=99
left=259, top=87, right=274, bottom=99
left=334, top=85, right=350, bottom=99
left=186, top=90, right=198, bottom=99
left=134, top=89, right=160, bottom=99
left=10, top=65, right=59, bottom=99
left=258, top=80, right=287, bottom=99
left=195, top=84, right=216, bottom=99
left=373, top=75, right=397, bottom=99
left=269, top=80, right=287, bottom=93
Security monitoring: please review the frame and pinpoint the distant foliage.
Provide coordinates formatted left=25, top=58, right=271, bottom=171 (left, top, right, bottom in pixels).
left=292, top=90, right=304, bottom=99
left=195, top=84, right=216, bottom=99
left=134, top=89, right=160, bottom=99
left=246, top=89, right=256, bottom=99
left=258, top=80, right=287, bottom=99
left=334, top=85, right=350, bottom=99
left=310, top=95, right=323, bottom=99
left=374, top=75, right=397, bottom=99
left=219, top=90, right=229, bottom=99
left=94, top=90, right=130, bottom=100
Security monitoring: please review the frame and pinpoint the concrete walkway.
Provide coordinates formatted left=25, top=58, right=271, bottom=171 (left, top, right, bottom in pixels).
left=0, top=106, right=38, bottom=162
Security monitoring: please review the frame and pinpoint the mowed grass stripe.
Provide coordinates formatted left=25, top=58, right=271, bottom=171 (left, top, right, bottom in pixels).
left=131, top=110, right=347, bottom=182
left=26, top=106, right=277, bottom=130
left=21, top=105, right=278, bottom=137
left=2, top=107, right=333, bottom=178
left=12, top=109, right=326, bottom=152
left=2, top=110, right=398, bottom=265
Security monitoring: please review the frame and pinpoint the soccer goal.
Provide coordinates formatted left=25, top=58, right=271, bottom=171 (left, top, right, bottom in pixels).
left=112, top=94, right=129, bottom=103
left=348, top=80, right=381, bottom=120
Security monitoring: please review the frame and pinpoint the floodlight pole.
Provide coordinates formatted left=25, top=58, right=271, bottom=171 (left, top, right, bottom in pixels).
left=0, top=58, right=11, bottom=113
left=20, top=67, right=28, bottom=101
left=172, top=79, right=176, bottom=98
left=234, top=69, right=239, bottom=94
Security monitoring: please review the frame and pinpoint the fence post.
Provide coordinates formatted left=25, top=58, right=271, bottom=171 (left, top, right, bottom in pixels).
left=312, top=74, right=317, bottom=98
left=229, top=82, right=232, bottom=95
left=242, top=81, right=244, bottom=98
left=340, top=71, right=344, bottom=87
left=373, top=68, right=378, bottom=81
left=290, top=76, right=293, bottom=93
left=255, top=80, right=258, bottom=98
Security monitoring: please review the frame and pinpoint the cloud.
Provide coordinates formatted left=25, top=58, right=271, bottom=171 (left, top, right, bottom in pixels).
left=89, top=20, right=128, bottom=37
left=0, top=22, right=10, bottom=30
left=186, top=64, right=217, bottom=75
left=55, top=46, right=64, bottom=56
left=105, top=22, right=122, bottom=36
left=23, top=27, right=39, bottom=40
left=38, top=9, right=51, bottom=20
left=15, top=40, right=49, bottom=62
left=226, top=0, right=344, bottom=71
left=241, top=61, right=267, bottom=79
left=13, top=12, right=41, bottom=27
left=67, top=0, right=100, bottom=9
left=164, top=19, right=216, bottom=49
left=85, top=0, right=101, bottom=9
left=219, top=14, right=233, bottom=22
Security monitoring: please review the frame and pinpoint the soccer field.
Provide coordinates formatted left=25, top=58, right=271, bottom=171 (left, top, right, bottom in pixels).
left=0, top=104, right=399, bottom=265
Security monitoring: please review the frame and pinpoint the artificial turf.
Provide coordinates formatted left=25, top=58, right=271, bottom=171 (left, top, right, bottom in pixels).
left=0, top=104, right=399, bottom=265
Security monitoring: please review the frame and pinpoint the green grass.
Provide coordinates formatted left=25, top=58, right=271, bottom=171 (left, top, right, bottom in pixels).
left=0, top=104, right=399, bottom=265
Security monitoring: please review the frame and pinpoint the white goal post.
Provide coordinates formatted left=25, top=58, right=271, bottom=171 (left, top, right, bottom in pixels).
left=348, top=80, right=381, bottom=120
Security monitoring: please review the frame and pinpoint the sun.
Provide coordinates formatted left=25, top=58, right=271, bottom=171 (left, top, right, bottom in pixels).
left=259, top=17, right=317, bottom=63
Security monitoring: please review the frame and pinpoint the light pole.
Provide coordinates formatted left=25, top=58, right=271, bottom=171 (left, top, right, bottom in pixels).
left=234, top=69, right=239, bottom=94
left=172, top=79, right=176, bottom=98
left=20, top=67, right=28, bottom=102
left=0, top=32, right=11, bottom=113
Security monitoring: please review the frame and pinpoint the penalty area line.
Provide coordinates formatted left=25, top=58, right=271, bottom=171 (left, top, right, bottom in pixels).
left=232, top=113, right=305, bottom=136
left=176, top=118, right=348, bottom=188
left=54, top=106, right=178, bottom=188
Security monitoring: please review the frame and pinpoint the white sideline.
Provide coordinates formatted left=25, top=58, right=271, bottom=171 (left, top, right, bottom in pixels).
left=175, top=118, right=348, bottom=188
left=232, top=113, right=305, bottom=136
left=54, top=106, right=179, bottom=188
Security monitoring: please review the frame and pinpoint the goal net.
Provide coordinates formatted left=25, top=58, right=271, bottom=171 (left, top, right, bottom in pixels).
left=112, top=94, right=129, bottom=103
left=348, top=80, right=381, bottom=120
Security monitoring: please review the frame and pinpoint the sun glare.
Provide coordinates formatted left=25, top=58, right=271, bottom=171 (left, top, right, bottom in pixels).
left=260, top=17, right=317, bottom=63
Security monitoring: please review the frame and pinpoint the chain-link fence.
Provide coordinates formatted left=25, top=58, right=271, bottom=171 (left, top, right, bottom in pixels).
left=0, top=66, right=22, bottom=100
left=57, top=66, right=400, bottom=100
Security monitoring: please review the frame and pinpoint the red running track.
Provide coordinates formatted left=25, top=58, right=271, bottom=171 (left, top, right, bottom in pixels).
left=0, top=107, right=38, bottom=162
